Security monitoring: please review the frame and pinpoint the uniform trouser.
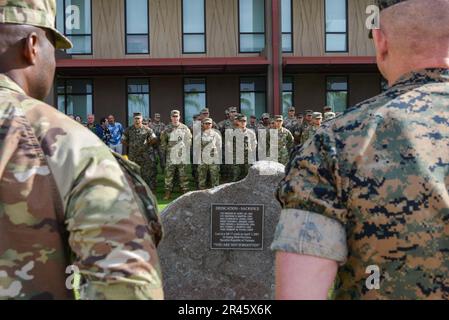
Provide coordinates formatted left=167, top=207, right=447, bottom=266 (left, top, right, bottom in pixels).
left=198, top=164, right=220, bottom=190
left=232, top=164, right=250, bottom=182
left=165, top=164, right=190, bottom=192
left=132, top=158, right=157, bottom=190
left=156, top=146, right=165, bottom=171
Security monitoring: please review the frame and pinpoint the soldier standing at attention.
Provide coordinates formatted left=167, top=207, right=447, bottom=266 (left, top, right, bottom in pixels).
left=259, top=113, right=271, bottom=130
left=229, top=114, right=257, bottom=182
left=248, top=115, right=259, bottom=133
left=283, top=107, right=298, bottom=132
left=272, top=0, right=449, bottom=300
left=160, top=110, right=192, bottom=200
left=305, top=112, right=323, bottom=138
left=150, top=113, right=166, bottom=172
left=0, top=0, right=163, bottom=300
left=272, top=115, right=294, bottom=166
left=197, top=118, right=222, bottom=190
left=122, top=113, right=158, bottom=191
left=292, top=109, right=313, bottom=146
left=217, top=107, right=230, bottom=132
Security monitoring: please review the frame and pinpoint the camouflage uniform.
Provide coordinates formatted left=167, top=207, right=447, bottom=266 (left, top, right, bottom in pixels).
left=271, top=68, right=449, bottom=299
left=283, top=116, right=298, bottom=132
left=274, top=127, right=294, bottom=166
left=227, top=115, right=258, bottom=182
left=0, top=73, right=163, bottom=300
left=160, top=120, right=192, bottom=194
left=122, top=125, right=158, bottom=190
left=197, top=119, right=222, bottom=190
left=150, top=120, right=166, bottom=170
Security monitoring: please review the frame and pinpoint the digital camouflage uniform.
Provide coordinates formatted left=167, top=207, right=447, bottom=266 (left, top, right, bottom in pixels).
left=150, top=121, right=166, bottom=171
left=197, top=125, right=222, bottom=190
left=160, top=122, right=192, bottom=193
left=122, top=125, right=158, bottom=190
left=0, top=74, right=163, bottom=300
left=283, top=117, right=298, bottom=133
left=273, top=127, right=294, bottom=166
left=272, top=68, right=449, bottom=299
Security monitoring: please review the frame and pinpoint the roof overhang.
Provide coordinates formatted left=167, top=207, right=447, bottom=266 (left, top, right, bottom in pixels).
left=56, top=57, right=270, bottom=76
left=283, top=56, right=379, bottom=73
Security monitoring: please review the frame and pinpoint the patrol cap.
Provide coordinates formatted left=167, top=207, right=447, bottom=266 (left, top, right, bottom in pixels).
left=261, top=113, right=270, bottom=119
left=312, top=112, right=323, bottom=119
left=235, top=114, right=247, bottom=121
left=274, top=115, right=283, bottom=121
left=324, top=112, right=336, bottom=121
left=0, top=0, right=73, bottom=50
left=288, top=106, right=296, bottom=112
left=297, top=113, right=304, bottom=118
left=133, top=112, right=143, bottom=118
left=201, top=108, right=210, bottom=114
left=171, top=110, right=180, bottom=116
left=323, top=106, right=333, bottom=112
left=202, top=117, right=213, bottom=124
left=305, top=110, right=314, bottom=116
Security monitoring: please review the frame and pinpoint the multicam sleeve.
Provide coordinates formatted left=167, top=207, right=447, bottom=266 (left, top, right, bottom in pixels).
left=271, top=129, right=348, bottom=264
left=32, top=109, right=164, bottom=300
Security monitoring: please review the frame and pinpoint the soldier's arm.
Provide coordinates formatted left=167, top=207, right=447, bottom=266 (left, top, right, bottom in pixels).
left=271, top=129, right=347, bottom=300
left=287, top=130, right=294, bottom=150
left=31, top=109, right=163, bottom=300
left=121, top=128, right=129, bottom=146
left=147, top=128, right=158, bottom=145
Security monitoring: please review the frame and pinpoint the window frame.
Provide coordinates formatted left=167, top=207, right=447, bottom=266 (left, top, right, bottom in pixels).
left=124, top=0, right=150, bottom=55
left=126, top=78, right=151, bottom=127
left=56, top=0, right=93, bottom=55
left=238, top=0, right=267, bottom=53
left=239, top=76, right=267, bottom=118
left=281, top=0, right=293, bottom=53
left=183, top=77, right=208, bottom=125
left=325, top=75, right=349, bottom=112
left=182, top=0, right=207, bottom=54
left=324, top=0, right=348, bottom=53
left=57, top=78, right=94, bottom=120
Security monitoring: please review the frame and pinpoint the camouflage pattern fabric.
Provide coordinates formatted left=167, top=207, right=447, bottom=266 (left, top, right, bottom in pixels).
left=283, top=117, right=298, bottom=132
left=0, top=73, right=163, bottom=300
left=197, top=129, right=222, bottom=190
left=271, top=68, right=449, bottom=300
left=150, top=121, right=166, bottom=170
left=226, top=128, right=257, bottom=182
left=274, top=127, right=294, bottom=166
left=0, top=0, right=72, bottom=49
left=122, top=125, right=158, bottom=190
left=160, top=123, right=192, bottom=192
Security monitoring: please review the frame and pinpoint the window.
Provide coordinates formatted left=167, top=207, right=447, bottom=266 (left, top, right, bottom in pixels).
left=184, top=78, right=207, bottom=126
left=182, top=0, right=206, bottom=53
left=125, top=0, right=149, bottom=54
left=282, top=77, right=294, bottom=117
left=240, top=77, right=266, bottom=119
left=281, top=0, right=293, bottom=53
left=127, top=79, right=150, bottom=126
left=326, top=76, right=348, bottom=113
left=239, top=0, right=265, bottom=53
left=56, top=0, right=92, bottom=54
left=57, top=79, right=93, bottom=123
left=325, top=0, right=347, bottom=52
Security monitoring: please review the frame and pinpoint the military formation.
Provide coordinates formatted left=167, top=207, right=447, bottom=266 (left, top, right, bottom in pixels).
left=117, top=105, right=337, bottom=199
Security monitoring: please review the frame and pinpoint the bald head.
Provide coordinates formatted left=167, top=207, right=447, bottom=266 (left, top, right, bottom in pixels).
left=373, top=0, right=449, bottom=84
left=0, top=24, right=56, bottom=100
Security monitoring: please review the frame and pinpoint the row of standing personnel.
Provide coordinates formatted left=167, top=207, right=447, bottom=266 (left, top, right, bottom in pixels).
left=122, top=106, right=337, bottom=200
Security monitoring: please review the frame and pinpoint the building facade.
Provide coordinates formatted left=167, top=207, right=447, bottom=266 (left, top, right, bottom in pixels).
left=51, top=0, right=382, bottom=127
